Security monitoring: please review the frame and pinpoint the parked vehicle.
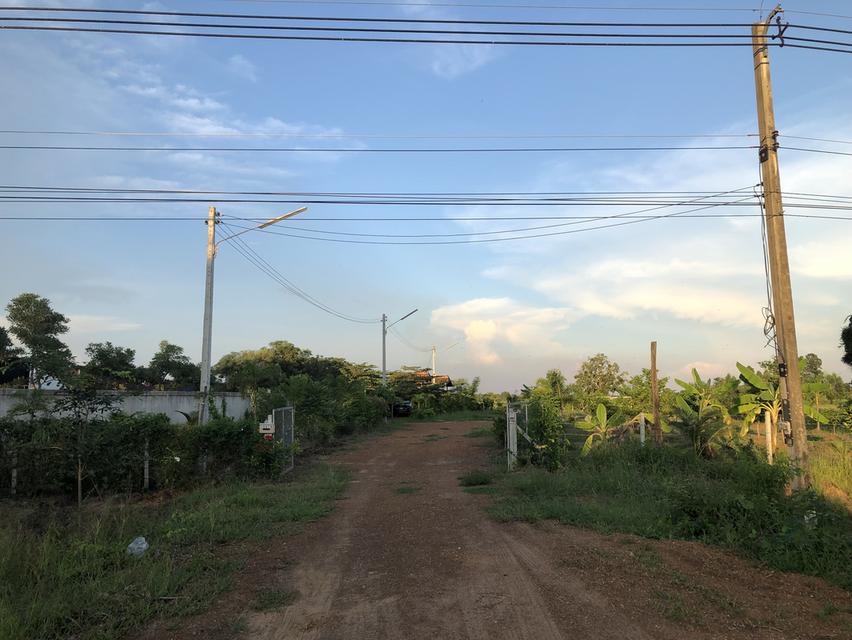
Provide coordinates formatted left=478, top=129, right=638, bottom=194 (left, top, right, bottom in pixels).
left=393, top=400, right=413, bottom=417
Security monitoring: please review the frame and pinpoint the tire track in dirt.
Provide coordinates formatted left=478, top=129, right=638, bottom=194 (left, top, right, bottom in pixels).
left=247, top=422, right=657, bottom=640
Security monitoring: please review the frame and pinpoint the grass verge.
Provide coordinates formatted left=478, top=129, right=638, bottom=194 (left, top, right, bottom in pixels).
left=486, top=443, right=852, bottom=590
left=0, top=464, right=348, bottom=640
left=463, top=427, right=492, bottom=438
left=458, top=469, right=493, bottom=487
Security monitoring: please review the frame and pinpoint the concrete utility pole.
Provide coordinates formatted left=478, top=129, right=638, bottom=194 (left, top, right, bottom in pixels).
left=431, top=346, right=437, bottom=377
left=381, top=309, right=418, bottom=385
left=197, top=206, right=307, bottom=424
left=198, top=206, right=219, bottom=425
left=650, top=341, right=661, bottom=445
left=752, top=5, right=809, bottom=487
left=382, top=314, right=388, bottom=385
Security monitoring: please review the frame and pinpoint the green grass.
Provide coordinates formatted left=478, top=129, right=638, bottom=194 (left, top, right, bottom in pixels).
left=422, top=434, right=448, bottom=442
left=394, top=485, right=420, bottom=495
left=485, top=443, right=852, bottom=590
left=0, top=464, right=348, bottom=640
left=463, top=486, right=498, bottom=495
left=250, top=588, right=298, bottom=612
left=458, top=469, right=493, bottom=487
left=463, top=427, right=492, bottom=438
left=809, top=437, right=852, bottom=500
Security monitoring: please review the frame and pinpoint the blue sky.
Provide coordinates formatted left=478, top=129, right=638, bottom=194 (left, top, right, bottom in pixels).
left=1, top=0, right=851, bottom=391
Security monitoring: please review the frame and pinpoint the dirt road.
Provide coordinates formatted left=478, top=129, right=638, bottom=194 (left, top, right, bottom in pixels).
left=151, top=419, right=851, bottom=640
left=238, top=420, right=850, bottom=640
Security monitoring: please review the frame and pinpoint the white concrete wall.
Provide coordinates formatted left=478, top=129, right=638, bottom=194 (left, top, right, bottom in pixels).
left=0, top=389, right=250, bottom=424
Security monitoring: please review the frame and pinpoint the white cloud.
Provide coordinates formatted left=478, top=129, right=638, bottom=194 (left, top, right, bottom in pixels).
left=431, top=298, right=575, bottom=364
left=430, top=44, right=500, bottom=79
left=226, top=54, right=258, bottom=83
left=678, top=361, right=731, bottom=379
left=68, top=315, right=142, bottom=333
left=398, top=0, right=500, bottom=78
left=791, top=237, right=852, bottom=280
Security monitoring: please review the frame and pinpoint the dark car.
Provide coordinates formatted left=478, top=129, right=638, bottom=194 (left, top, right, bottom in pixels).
left=392, top=400, right=413, bottom=417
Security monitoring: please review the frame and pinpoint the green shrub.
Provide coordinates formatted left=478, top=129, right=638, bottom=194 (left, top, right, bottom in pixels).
left=489, top=442, right=852, bottom=589
left=458, top=469, right=492, bottom=486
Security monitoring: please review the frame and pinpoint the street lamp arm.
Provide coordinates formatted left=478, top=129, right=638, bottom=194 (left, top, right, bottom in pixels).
left=387, top=308, right=418, bottom=330
left=216, top=206, right=307, bottom=246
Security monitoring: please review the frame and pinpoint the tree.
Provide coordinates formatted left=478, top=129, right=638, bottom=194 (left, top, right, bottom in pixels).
left=83, top=342, right=137, bottom=389
left=215, top=357, right=280, bottom=418
left=573, top=354, right=625, bottom=413
left=799, top=353, right=824, bottom=384
left=0, top=327, right=27, bottom=386
left=5, top=293, right=73, bottom=387
left=619, top=368, right=676, bottom=422
left=147, top=341, right=198, bottom=390
left=842, top=315, right=852, bottom=369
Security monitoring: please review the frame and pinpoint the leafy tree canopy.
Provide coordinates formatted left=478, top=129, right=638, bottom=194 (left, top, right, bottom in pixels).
left=83, top=341, right=137, bottom=389
left=147, top=340, right=198, bottom=390
left=5, top=292, right=73, bottom=387
left=842, top=315, right=852, bottom=370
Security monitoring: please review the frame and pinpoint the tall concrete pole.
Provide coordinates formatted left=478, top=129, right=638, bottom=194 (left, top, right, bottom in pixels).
left=752, top=7, right=809, bottom=488
left=650, top=341, right=661, bottom=445
left=381, top=313, right=388, bottom=385
left=198, top=206, right=218, bottom=424
left=431, top=346, right=437, bottom=377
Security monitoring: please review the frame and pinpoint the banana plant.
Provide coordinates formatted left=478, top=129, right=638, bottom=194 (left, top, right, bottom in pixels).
left=577, top=403, right=625, bottom=456
left=675, top=368, right=733, bottom=423
left=673, top=394, right=734, bottom=457
left=803, top=382, right=830, bottom=430
left=737, top=362, right=782, bottom=451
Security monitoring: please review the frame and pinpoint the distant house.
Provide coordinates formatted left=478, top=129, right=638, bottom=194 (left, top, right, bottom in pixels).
left=412, top=370, right=453, bottom=390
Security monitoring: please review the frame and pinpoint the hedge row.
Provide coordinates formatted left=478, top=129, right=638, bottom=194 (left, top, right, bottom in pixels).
left=0, top=414, right=289, bottom=499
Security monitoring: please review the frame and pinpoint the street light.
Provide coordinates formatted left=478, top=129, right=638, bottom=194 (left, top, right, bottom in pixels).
left=382, top=308, right=418, bottom=385
left=198, top=205, right=307, bottom=424
left=431, top=342, right=460, bottom=377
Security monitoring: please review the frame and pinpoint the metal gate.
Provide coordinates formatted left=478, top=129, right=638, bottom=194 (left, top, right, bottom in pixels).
left=273, top=406, right=295, bottom=474
left=506, top=401, right=530, bottom=470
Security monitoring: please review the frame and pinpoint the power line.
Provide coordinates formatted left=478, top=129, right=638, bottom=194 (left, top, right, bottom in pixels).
left=0, top=16, right=769, bottom=37
left=220, top=189, right=760, bottom=244
left=0, top=129, right=757, bottom=140
left=221, top=223, right=381, bottom=323
left=0, top=6, right=760, bottom=26
left=6, top=14, right=851, bottom=43
left=2, top=184, right=847, bottom=198
left=0, top=143, right=758, bottom=152
left=388, top=325, right=430, bottom=352
left=202, top=1, right=763, bottom=12
left=4, top=24, right=849, bottom=52
left=783, top=146, right=852, bottom=157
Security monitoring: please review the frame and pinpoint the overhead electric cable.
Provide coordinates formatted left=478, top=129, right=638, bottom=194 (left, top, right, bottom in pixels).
left=0, top=143, right=758, bottom=152
left=221, top=224, right=381, bottom=323
left=0, top=129, right=758, bottom=139
left=220, top=189, right=760, bottom=244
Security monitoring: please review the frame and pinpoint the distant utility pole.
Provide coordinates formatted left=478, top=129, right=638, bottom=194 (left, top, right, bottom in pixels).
left=650, top=341, right=661, bottom=445
left=752, top=5, right=809, bottom=487
left=431, top=345, right=437, bottom=377
left=381, top=314, right=387, bottom=385
left=197, top=206, right=307, bottom=424
left=381, top=308, right=418, bottom=385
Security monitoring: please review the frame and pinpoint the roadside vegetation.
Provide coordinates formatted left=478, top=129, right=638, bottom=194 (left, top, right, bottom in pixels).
left=0, top=464, right=348, bottom=640
left=476, top=342, right=852, bottom=590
